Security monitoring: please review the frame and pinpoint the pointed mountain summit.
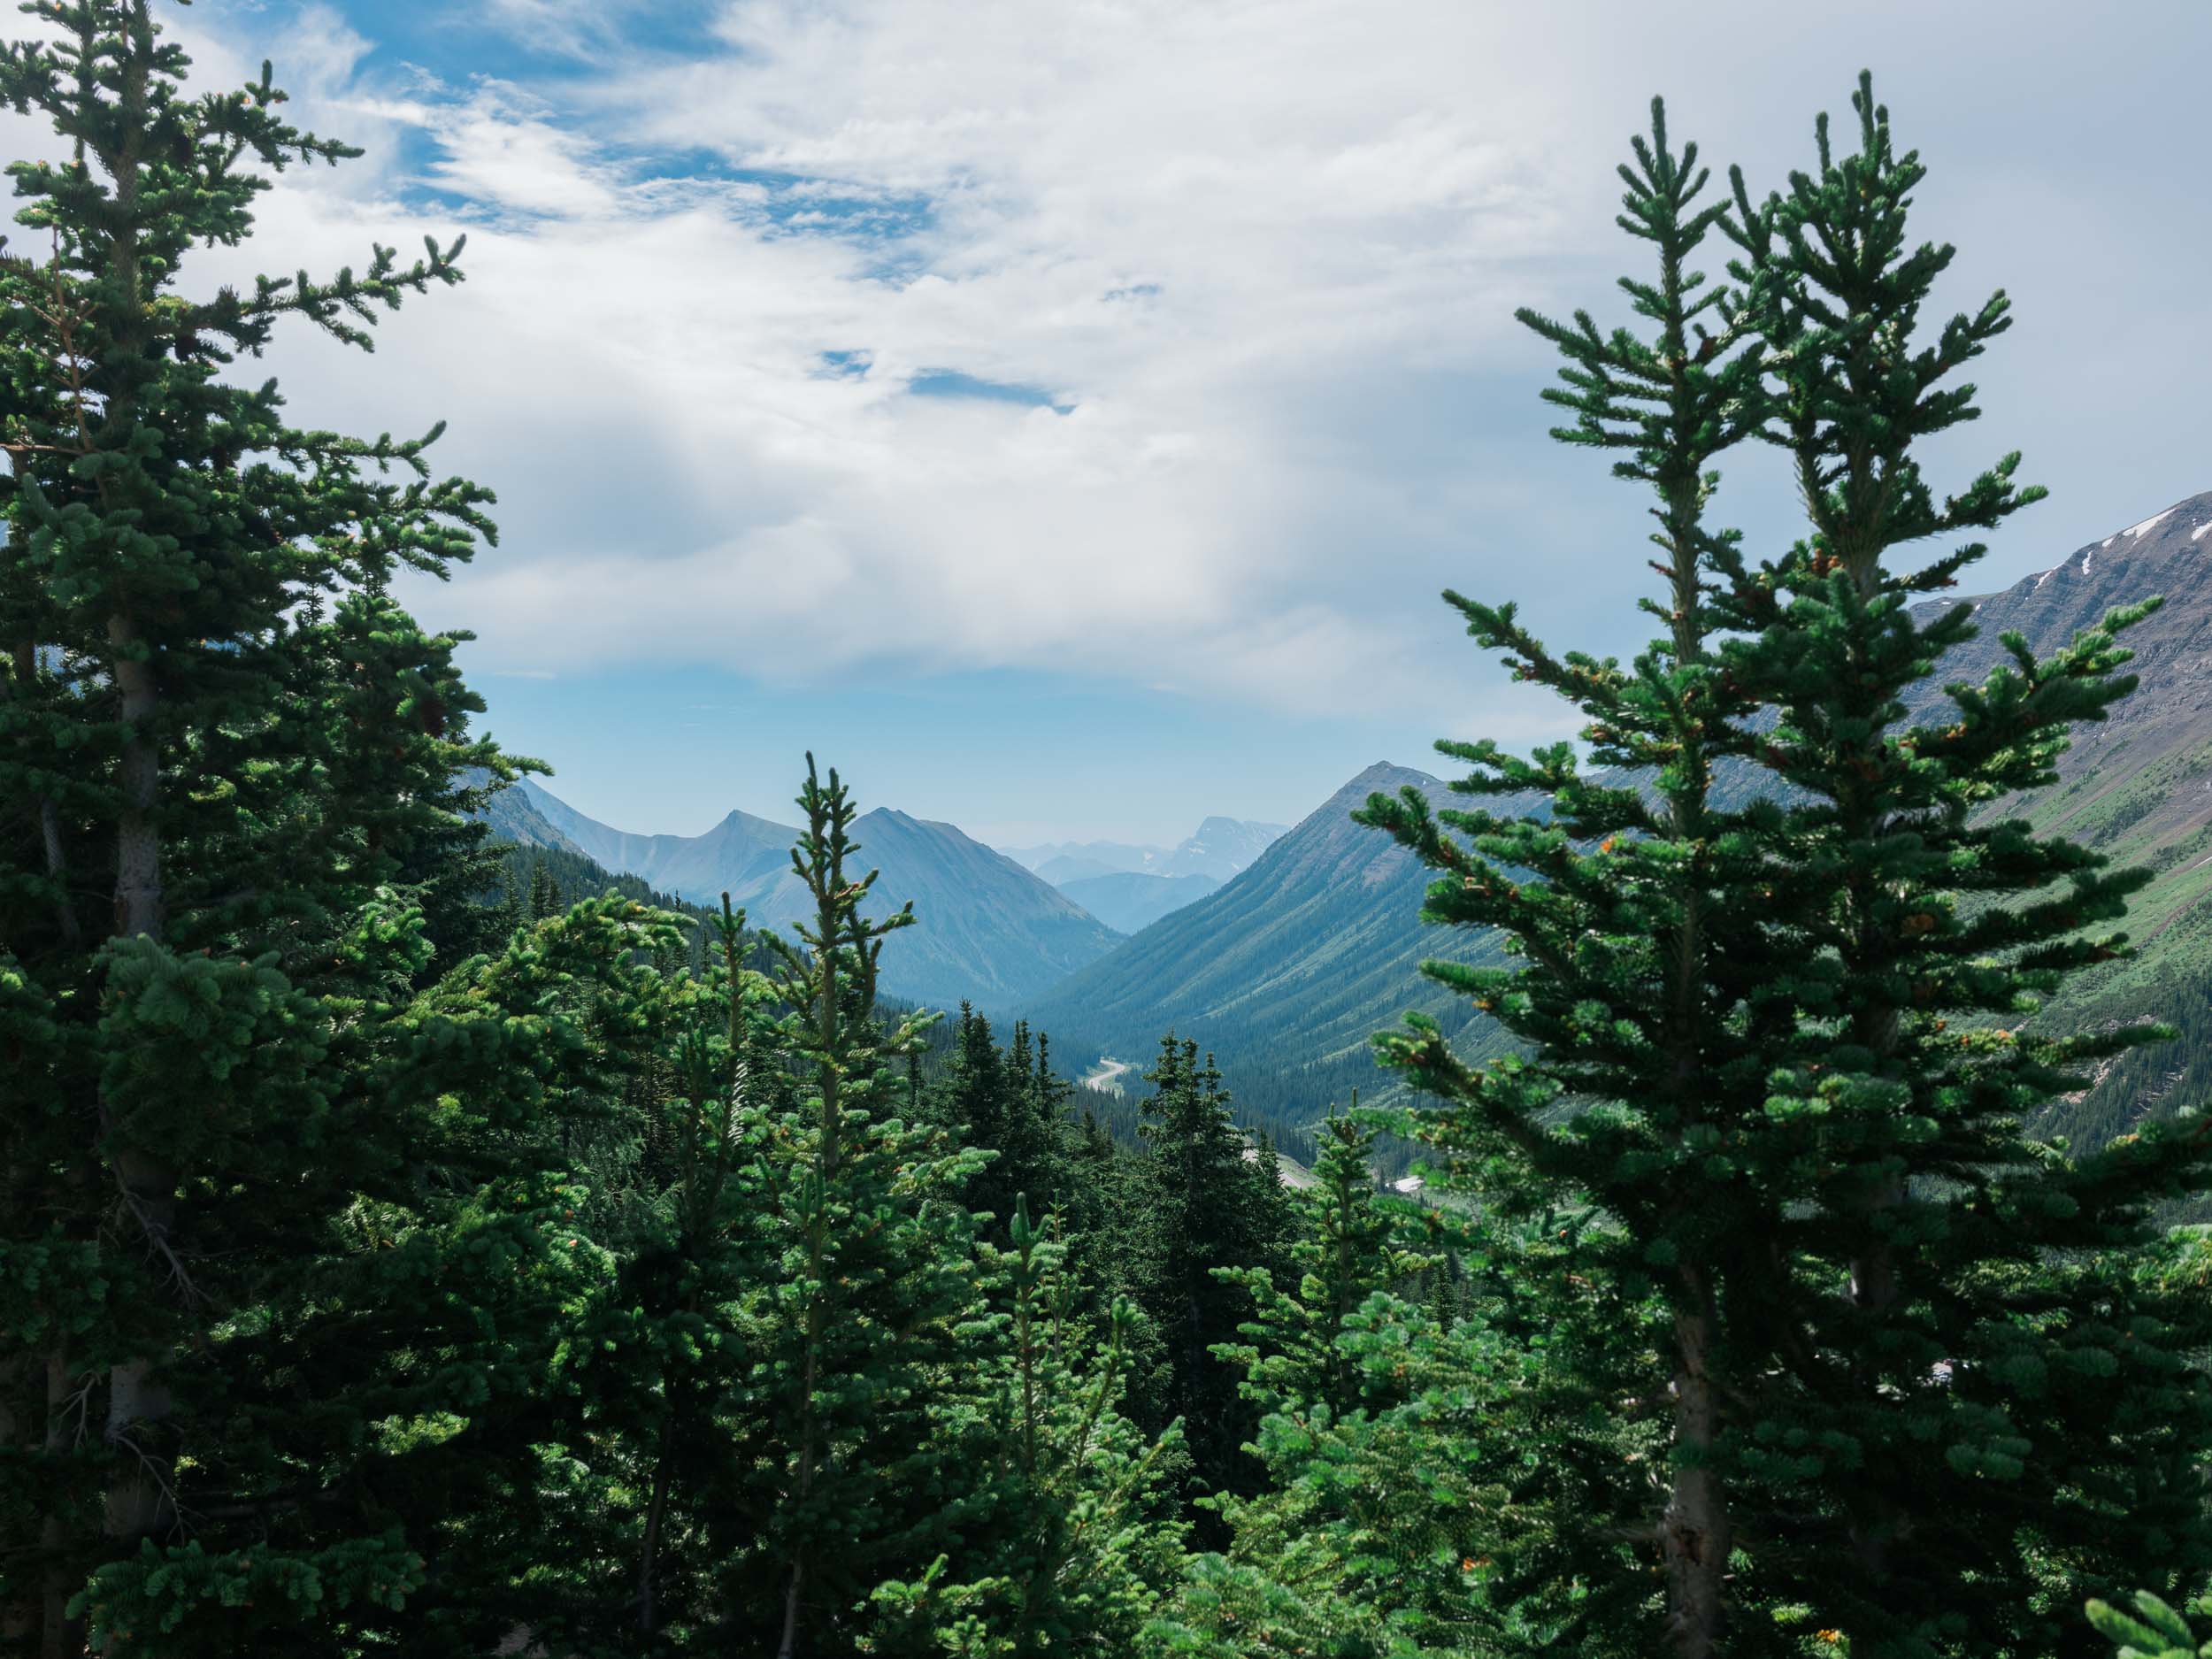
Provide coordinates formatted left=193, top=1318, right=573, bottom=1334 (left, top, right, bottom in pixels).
left=1155, top=815, right=1289, bottom=879
left=480, top=775, right=588, bottom=855
left=735, top=807, right=1123, bottom=1009
left=494, top=780, right=1121, bottom=1011
left=518, top=777, right=793, bottom=900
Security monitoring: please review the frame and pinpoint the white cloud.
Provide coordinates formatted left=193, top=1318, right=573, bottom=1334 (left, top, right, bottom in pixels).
left=155, top=0, right=1595, bottom=719
left=468, top=0, right=650, bottom=60
left=68, top=0, right=2212, bottom=730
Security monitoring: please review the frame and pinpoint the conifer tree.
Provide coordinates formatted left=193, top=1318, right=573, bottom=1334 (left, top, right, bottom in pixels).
left=1130, top=1036, right=1291, bottom=1518
left=714, top=758, right=990, bottom=1656
left=1361, top=77, right=2212, bottom=1657
left=1217, top=1105, right=1412, bottom=1422
left=1159, top=1125, right=1644, bottom=1657
left=1706, top=76, right=2212, bottom=1654
left=1357, top=95, right=1770, bottom=1655
left=870, top=1194, right=1187, bottom=1655
left=0, top=5, right=580, bottom=1653
left=533, top=895, right=794, bottom=1655
left=2086, top=1590, right=2212, bottom=1659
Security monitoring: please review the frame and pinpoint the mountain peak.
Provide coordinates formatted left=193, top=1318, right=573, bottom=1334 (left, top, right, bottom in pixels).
left=492, top=780, right=1118, bottom=1010
left=1159, top=814, right=1288, bottom=880
left=1333, top=760, right=1440, bottom=801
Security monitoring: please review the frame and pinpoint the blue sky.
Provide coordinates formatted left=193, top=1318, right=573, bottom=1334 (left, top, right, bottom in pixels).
left=39, top=0, right=2212, bottom=843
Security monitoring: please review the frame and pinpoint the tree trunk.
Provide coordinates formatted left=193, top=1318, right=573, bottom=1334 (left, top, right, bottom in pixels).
left=42, top=1348, right=84, bottom=1659
left=107, top=620, right=160, bottom=942
left=10, top=641, right=80, bottom=949
left=102, top=616, right=175, bottom=1544
left=1662, top=1282, right=1729, bottom=1659
left=1655, top=465, right=1730, bottom=1659
left=0, top=1363, right=27, bottom=1645
left=635, top=1425, right=674, bottom=1635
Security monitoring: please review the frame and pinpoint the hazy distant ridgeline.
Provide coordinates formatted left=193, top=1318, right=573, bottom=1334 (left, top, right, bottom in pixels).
left=1001, top=816, right=1287, bottom=884
left=500, top=776, right=1118, bottom=1010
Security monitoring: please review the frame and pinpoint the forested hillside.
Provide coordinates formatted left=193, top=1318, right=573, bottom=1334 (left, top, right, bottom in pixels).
left=1030, top=762, right=1510, bottom=1157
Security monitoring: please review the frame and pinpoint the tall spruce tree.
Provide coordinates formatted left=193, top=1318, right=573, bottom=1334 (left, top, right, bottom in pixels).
left=0, top=4, right=610, bottom=1654
left=711, top=758, right=992, bottom=1656
left=1356, top=94, right=1771, bottom=1656
left=1707, top=75, right=2212, bottom=1655
left=1360, top=78, right=2212, bottom=1657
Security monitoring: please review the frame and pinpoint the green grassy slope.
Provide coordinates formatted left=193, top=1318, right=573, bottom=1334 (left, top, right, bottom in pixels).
left=1925, top=490, right=2212, bottom=1144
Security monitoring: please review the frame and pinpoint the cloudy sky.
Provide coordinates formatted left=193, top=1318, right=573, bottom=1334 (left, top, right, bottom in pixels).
left=25, top=0, right=2208, bottom=843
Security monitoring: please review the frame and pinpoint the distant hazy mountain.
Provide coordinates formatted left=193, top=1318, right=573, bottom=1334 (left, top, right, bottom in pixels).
left=1056, top=871, right=1222, bottom=934
left=1004, top=818, right=1288, bottom=887
left=496, top=780, right=1122, bottom=1010
left=1005, top=840, right=1161, bottom=877
left=1027, top=762, right=1502, bottom=1148
left=1158, top=815, right=1288, bottom=879
left=518, top=778, right=792, bottom=900
left=1035, top=853, right=1130, bottom=886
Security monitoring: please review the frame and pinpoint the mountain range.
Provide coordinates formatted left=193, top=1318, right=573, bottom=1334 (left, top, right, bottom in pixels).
left=1003, top=818, right=1287, bottom=885
left=480, top=488, right=2212, bottom=1163
left=1010, top=491, right=2212, bottom=1155
left=495, top=777, right=1119, bottom=1010
left=997, top=816, right=1286, bottom=935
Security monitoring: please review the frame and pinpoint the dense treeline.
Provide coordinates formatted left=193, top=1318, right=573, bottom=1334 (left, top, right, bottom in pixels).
left=4, top=7, right=2208, bottom=1655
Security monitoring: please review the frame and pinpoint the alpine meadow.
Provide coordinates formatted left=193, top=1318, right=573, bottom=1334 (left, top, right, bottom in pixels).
left=7, top=4, right=2212, bottom=1657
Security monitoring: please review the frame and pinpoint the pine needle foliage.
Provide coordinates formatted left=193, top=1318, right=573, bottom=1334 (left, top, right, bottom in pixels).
left=1358, top=78, right=2212, bottom=1659
left=2086, top=1590, right=2212, bottom=1659
left=0, top=4, right=574, bottom=1655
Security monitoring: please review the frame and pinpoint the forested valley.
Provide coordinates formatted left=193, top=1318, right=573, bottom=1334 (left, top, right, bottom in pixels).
left=7, top=6, right=2212, bottom=1657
